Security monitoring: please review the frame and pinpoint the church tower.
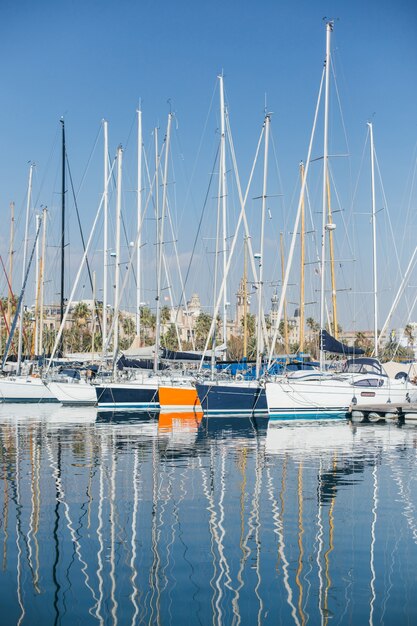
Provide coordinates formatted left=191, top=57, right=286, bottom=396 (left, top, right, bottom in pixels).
left=235, top=276, right=250, bottom=333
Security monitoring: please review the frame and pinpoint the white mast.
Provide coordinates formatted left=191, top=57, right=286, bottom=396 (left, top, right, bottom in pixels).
left=267, top=66, right=325, bottom=368
left=319, top=21, right=333, bottom=371
left=153, top=127, right=160, bottom=372
left=7, top=201, right=15, bottom=332
left=113, top=145, right=123, bottom=375
left=136, top=106, right=143, bottom=341
left=154, top=113, right=172, bottom=374
left=103, top=120, right=109, bottom=353
left=17, top=162, right=34, bottom=375
left=38, top=207, right=47, bottom=357
left=34, top=213, right=41, bottom=355
left=91, top=270, right=96, bottom=355
left=255, top=114, right=270, bottom=378
left=368, top=121, right=378, bottom=356
left=219, top=74, right=228, bottom=356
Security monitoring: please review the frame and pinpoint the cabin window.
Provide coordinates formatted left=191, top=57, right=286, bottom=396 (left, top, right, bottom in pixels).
left=353, top=378, right=384, bottom=387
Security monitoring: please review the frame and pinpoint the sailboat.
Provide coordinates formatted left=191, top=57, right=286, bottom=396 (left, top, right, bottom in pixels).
left=265, top=23, right=417, bottom=420
left=0, top=165, right=57, bottom=403
left=46, top=120, right=112, bottom=406
left=195, top=82, right=272, bottom=418
left=95, top=119, right=167, bottom=412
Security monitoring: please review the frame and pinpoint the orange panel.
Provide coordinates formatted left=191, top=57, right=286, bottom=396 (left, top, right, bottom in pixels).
left=158, top=385, right=201, bottom=409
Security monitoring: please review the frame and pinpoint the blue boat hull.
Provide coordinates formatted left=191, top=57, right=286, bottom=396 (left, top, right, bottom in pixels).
left=195, top=383, right=267, bottom=417
left=95, top=385, right=159, bottom=410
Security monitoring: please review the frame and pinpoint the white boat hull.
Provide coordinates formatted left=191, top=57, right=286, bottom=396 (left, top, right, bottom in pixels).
left=0, top=377, right=58, bottom=403
left=266, top=376, right=415, bottom=420
left=47, top=381, right=97, bottom=405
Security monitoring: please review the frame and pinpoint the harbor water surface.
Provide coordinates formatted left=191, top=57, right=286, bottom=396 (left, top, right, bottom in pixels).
left=0, top=405, right=416, bottom=625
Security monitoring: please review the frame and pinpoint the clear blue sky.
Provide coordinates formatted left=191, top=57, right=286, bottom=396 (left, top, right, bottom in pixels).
left=0, top=0, right=416, bottom=332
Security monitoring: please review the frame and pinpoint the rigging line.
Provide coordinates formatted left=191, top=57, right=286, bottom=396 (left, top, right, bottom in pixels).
left=401, top=139, right=417, bottom=246
left=75, top=122, right=102, bottom=196
left=45, top=158, right=117, bottom=372
left=269, top=130, right=288, bottom=283
left=349, top=126, right=371, bottom=333
left=269, top=127, right=287, bottom=217
left=33, top=123, right=60, bottom=209
left=102, top=156, right=159, bottom=356
left=373, top=150, right=403, bottom=279
left=326, top=160, right=356, bottom=328
left=177, top=142, right=221, bottom=310
left=171, top=79, right=218, bottom=234
left=330, top=56, right=351, bottom=162
left=121, top=107, right=137, bottom=157
left=65, top=153, right=103, bottom=337
left=1, top=218, right=42, bottom=369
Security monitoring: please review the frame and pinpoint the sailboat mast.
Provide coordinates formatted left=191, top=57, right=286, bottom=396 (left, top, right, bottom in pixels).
left=113, top=145, right=123, bottom=374
left=256, top=113, right=270, bottom=378
left=102, top=119, right=109, bottom=353
left=17, top=162, right=34, bottom=374
left=153, top=127, right=159, bottom=372
left=92, top=270, right=96, bottom=355
left=136, top=107, right=143, bottom=341
left=319, top=21, right=332, bottom=370
left=326, top=175, right=338, bottom=338
left=368, top=121, right=378, bottom=355
left=243, top=237, right=248, bottom=359
left=38, top=206, right=47, bottom=356
left=60, top=118, right=66, bottom=327
left=280, top=232, right=289, bottom=354
left=299, top=162, right=305, bottom=353
left=154, top=113, right=172, bottom=374
left=7, top=201, right=15, bottom=332
left=219, top=74, right=228, bottom=357
left=33, top=213, right=41, bottom=355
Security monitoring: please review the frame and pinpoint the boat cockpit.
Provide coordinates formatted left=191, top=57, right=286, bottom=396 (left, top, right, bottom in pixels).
left=342, top=357, right=387, bottom=377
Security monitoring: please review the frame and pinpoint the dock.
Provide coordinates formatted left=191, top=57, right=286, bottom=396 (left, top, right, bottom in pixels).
left=348, top=402, right=417, bottom=423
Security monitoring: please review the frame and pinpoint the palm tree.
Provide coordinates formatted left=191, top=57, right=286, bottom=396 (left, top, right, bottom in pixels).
left=306, top=317, right=319, bottom=333
left=121, top=315, right=135, bottom=338
left=72, top=301, right=90, bottom=326
left=404, top=324, right=414, bottom=349
left=42, top=327, right=57, bottom=356
left=354, top=331, right=372, bottom=356
left=140, top=306, right=156, bottom=345
left=161, top=323, right=179, bottom=351
left=161, top=306, right=171, bottom=324
left=70, top=301, right=91, bottom=352
left=194, top=312, right=213, bottom=350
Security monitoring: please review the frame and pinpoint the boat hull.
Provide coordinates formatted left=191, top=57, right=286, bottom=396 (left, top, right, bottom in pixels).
left=195, top=381, right=267, bottom=417
left=158, top=384, right=202, bottom=413
left=266, top=377, right=413, bottom=420
left=95, top=382, right=159, bottom=410
left=47, top=381, right=97, bottom=405
left=0, top=377, right=58, bottom=403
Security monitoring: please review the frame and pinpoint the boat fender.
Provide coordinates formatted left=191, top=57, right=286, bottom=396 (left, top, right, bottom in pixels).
left=406, top=392, right=411, bottom=403
left=351, top=396, right=357, bottom=406
left=236, top=373, right=243, bottom=381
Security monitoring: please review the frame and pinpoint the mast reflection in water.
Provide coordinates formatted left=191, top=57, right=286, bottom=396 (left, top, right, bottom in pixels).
left=0, top=405, right=417, bottom=625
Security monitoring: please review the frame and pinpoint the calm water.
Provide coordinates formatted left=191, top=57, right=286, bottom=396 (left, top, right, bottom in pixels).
left=0, top=406, right=416, bottom=626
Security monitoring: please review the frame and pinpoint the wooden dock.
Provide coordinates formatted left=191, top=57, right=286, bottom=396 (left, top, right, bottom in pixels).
left=348, top=402, right=417, bottom=423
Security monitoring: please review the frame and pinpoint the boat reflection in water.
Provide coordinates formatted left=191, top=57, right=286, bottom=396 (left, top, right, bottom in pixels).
left=0, top=407, right=417, bottom=624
